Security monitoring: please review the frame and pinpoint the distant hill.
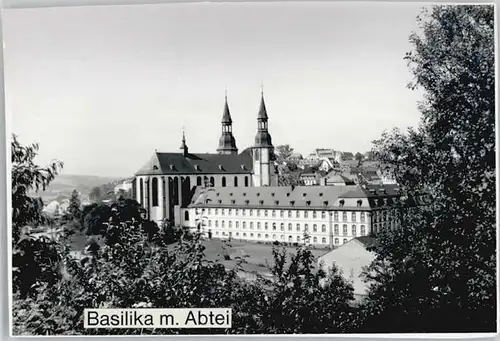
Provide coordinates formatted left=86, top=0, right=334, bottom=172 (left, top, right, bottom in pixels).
left=31, top=174, right=124, bottom=203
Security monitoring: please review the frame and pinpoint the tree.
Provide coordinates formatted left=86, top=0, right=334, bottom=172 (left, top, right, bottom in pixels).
left=11, top=135, right=65, bottom=298
left=11, top=134, right=63, bottom=243
left=354, top=152, right=364, bottom=166
left=256, top=245, right=357, bottom=333
left=275, top=144, right=294, bottom=162
left=277, top=170, right=303, bottom=187
left=89, top=186, right=102, bottom=203
left=341, top=152, right=354, bottom=161
left=67, top=190, right=81, bottom=220
left=361, top=5, right=495, bottom=332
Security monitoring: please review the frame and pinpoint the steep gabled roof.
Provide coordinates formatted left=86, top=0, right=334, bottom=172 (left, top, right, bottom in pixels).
left=135, top=151, right=253, bottom=176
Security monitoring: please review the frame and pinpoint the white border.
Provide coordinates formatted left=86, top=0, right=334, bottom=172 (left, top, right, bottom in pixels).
left=1, top=0, right=498, bottom=339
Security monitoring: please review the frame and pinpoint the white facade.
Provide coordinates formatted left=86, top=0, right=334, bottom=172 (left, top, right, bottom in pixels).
left=135, top=173, right=253, bottom=225
left=182, top=205, right=376, bottom=247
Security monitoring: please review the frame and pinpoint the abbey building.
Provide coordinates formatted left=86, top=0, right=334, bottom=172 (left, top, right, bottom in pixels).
left=133, top=93, right=279, bottom=226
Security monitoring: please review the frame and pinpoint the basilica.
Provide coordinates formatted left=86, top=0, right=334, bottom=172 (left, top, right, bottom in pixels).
left=132, top=92, right=279, bottom=226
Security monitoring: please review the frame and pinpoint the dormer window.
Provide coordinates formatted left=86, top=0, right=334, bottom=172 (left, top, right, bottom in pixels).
left=194, top=164, right=201, bottom=171
left=290, top=200, right=295, bottom=206
left=275, top=200, right=279, bottom=205
left=229, top=193, right=233, bottom=196
left=218, top=200, right=222, bottom=204
left=302, top=193, right=307, bottom=197
left=153, top=165, right=159, bottom=170
left=231, top=200, right=236, bottom=204
left=245, top=200, right=250, bottom=205
left=271, top=193, right=275, bottom=197
left=319, top=193, right=323, bottom=197
left=216, top=193, right=220, bottom=196
left=243, top=193, right=247, bottom=196
left=257, top=193, right=260, bottom=197
left=259, top=200, right=264, bottom=205
left=357, top=200, right=362, bottom=207
left=339, top=200, right=345, bottom=207
left=306, top=201, right=311, bottom=206
left=286, top=193, right=290, bottom=197
left=241, top=165, right=246, bottom=170
left=169, top=165, right=176, bottom=171
left=219, top=165, right=224, bottom=171
left=323, top=201, right=329, bottom=206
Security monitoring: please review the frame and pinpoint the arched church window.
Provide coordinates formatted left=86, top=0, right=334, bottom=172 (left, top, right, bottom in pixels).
left=244, top=176, right=249, bottom=187
left=210, top=177, right=215, bottom=187
left=234, top=176, right=238, bottom=187
left=139, top=179, right=144, bottom=205
left=222, top=177, right=226, bottom=187
left=152, top=178, right=159, bottom=207
left=197, top=176, right=202, bottom=186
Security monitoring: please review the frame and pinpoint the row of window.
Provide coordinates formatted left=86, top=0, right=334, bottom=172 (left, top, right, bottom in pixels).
left=138, top=175, right=252, bottom=207
left=205, top=220, right=367, bottom=237
left=196, top=208, right=368, bottom=222
left=212, top=231, right=349, bottom=245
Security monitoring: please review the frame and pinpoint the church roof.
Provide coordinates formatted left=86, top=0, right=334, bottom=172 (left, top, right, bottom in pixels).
left=135, top=149, right=253, bottom=176
left=188, top=185, right=379, bottom=210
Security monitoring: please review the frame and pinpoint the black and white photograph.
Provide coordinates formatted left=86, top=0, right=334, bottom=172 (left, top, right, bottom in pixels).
left=5, top=1, right=497, bottom=336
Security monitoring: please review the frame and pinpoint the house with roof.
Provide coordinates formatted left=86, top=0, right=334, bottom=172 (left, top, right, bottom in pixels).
left=318, top=236, right=376, bottom=302
left=183, top=184, right=401, bottom=247
left=299, top=157, right=341, bottom=186
left=319, top=172, right=356, bottom=186
left=132, top=92, right=279, bottom=226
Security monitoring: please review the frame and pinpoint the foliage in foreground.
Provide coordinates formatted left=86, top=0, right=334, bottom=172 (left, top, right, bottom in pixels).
left=13, top=215, right=357, bottom=335
left=361, top=5, right=495, bottom=333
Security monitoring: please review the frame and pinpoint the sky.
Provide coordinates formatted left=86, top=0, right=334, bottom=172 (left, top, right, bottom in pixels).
left=3, top=2, right=426, bottom=178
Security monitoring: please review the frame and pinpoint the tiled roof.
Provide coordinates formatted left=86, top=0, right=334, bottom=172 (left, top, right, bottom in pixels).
left=339, top=184, right=399, bottom=199
left=135, top=149, right=253, bottom=176
left=323, top=172, right=355, bottom=184
left=188, top=185, right=378, bottom=210
left=355, top=236, right=376, bottom=248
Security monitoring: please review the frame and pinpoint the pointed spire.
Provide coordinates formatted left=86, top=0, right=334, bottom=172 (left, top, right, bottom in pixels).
left=258, top=88, right=268, bottom=120
left=221, top=90, right=232, bottom=124
left=180, top=128, right=188, bottom=156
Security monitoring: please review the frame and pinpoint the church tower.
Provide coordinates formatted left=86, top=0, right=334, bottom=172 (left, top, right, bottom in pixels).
left=180, top=130, right=188, bottom=157
left=252, top=90, right=275, bottom=187
left=217, top=92, right=238, bottom=155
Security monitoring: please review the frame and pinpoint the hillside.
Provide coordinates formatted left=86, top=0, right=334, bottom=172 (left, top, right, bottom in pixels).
left=31, top=174, right=125, bottom=203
